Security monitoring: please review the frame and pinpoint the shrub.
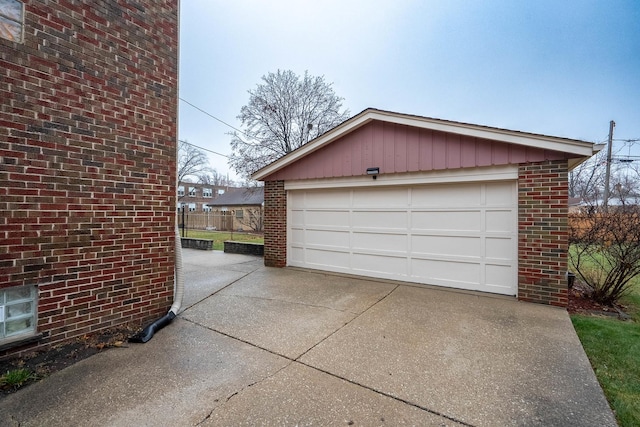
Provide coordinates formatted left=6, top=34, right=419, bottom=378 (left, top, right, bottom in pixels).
left=569, top=204, right=640, bottom=305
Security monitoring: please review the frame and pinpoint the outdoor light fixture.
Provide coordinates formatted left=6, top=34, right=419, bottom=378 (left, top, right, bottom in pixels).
left=366, top=167, right=380, bottom=180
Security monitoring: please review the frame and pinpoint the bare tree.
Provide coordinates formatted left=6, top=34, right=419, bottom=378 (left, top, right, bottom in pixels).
left=196, top=169, right=234, bottom=187
left=178, top=140, right=210, bottom=183
left=570, top=143, right=640, bottom=203
left=236, top=207, right=263, bottom=232
left=569, top=151, right=606, bottom=200
left=229, top=70, right=350, bottom=178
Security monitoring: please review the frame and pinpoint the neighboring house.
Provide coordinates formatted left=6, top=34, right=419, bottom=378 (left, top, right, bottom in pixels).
left=253, top=108, right=602, bottom=307
left=1, top=1, right=178, bottom=357
left=206, top=187, right=265, bottom=232
left=177, top=181, right=231, bottom=212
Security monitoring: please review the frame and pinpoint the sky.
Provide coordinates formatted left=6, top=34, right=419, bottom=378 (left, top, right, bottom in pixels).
left=178, top=0, right=640, bottom=182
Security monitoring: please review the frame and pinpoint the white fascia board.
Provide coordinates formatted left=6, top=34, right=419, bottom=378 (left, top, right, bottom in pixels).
left=284, top=165, right=518, bottom=191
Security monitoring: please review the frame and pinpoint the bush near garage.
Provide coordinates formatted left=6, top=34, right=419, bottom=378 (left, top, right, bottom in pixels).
left=569, top=203, right=640, bottom=305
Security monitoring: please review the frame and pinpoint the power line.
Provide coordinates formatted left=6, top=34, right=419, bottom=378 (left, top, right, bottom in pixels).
left=179, top=97, right=248, bottom=136
left=179, top=139, right=230, bottom=159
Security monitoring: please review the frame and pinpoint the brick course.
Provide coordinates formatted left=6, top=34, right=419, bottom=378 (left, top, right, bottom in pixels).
left=1, top=0, right=178, bottom=357
left=517, top=160, right=569, bottom=307
left=263, top=180, right=286, bottom=267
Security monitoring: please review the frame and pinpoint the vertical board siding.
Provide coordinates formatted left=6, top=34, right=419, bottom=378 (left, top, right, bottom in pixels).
left=265, top=121, right=570, bottom=181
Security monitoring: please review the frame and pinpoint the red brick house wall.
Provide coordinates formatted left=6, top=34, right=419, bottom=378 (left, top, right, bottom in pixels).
left=0, top=0, right=178, bottom=356
left=517, top=160, right=569, bottom=307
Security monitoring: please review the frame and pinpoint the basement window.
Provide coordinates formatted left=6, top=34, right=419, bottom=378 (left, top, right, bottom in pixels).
left=0, top=0, right=24, bottom=43
left=1, top=285, right=37, bottom=341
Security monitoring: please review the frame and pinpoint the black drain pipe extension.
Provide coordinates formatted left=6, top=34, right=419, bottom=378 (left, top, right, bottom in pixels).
left=129, top=226, right=184, bottom=343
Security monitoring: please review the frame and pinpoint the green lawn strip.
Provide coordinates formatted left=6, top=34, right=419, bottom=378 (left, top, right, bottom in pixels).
left=571, top=315, right=640, bottom=426
left=179, top=230, right=264, bottom=251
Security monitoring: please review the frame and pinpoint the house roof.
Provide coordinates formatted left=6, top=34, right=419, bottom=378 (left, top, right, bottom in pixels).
left=252, top=108, right=603, bottom=181
left=206, top=187, right=264, bottom=207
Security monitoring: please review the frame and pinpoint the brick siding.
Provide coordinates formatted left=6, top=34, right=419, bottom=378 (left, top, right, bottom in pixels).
left=0, top=0, right=178, bottom=356
left=263, top=181, right=286, bottom=267
left=518, top=160, right=569, bottom=307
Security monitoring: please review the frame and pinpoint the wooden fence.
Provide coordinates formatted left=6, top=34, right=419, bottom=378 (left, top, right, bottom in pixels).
left=178, top=210, right=233, bottom=231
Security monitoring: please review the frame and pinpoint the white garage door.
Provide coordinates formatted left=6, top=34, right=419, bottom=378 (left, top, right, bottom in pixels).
left=288, top=181, right=517, bottom=295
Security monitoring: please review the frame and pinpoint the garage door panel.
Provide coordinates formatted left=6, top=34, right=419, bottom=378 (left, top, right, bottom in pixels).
left=485, top=237, right=513, bottom=260
left=352, top=232, right=407, bottom=252
left=305, top=248, right=351, bottom=269
left=412, top=258, right=480, bottom=285
left=290, top=228, right=305, bottom=245
left=485, top=181, right=516, bottom=205
left=290, top=210, right=305, bottom=226
left=295, top=190, right=351, bottom=209
left=304, top=210, right=350, bottom=227
left=352, top=188, right=408, bottom=207
left=352, top=210, right=408, bottom=229
left=411, top=210, right=482, bottom=232
left=302, top=229, right=350, bottom=248
left=411, top=184, right=482, bottom=207
left=485, top=264, right=515, bottom=291
left=411, top=235, right=481, bottom=258
left=352, top=253, right=407, bottom=276
left=486, top=210, right=515, bottom=232
left=289, top=246, right=305, bottom=264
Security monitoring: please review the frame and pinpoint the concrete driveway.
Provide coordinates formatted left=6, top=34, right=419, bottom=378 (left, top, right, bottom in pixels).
left=0, top=249, right=616, bottom=426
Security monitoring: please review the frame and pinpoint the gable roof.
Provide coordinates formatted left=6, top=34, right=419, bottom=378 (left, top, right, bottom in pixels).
left=252, top=108, right=602, bottom=181
left=206, top=187, right=264, bottom=207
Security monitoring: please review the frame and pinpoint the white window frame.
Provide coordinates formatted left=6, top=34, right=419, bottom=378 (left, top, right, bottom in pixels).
left=188, top=187, right=196, bottom=197
left=188, top=203, right=196, bottom=212
left=203, top=188, right=212, bottom=198
left=177, top=186, right=185, bottom=197
left=1, top=285, right=37, bottom=341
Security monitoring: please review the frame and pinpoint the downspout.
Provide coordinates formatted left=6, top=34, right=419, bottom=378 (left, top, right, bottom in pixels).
left=129, top=2, right=183, bottom=343
left=129, top=226, right=184, bottom=343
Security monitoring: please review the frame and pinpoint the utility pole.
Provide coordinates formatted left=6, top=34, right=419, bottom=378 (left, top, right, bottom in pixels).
left=603, top=120, right=616, bottom=209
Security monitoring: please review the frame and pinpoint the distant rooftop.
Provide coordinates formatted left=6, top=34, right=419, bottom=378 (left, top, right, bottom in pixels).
left=206, top=187, right=264, bottom=207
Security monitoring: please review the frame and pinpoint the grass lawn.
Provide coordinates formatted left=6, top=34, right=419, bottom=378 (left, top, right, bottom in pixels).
left=179, top=229, right=264, bottom=251
left=571, top=279, right=640, bottom=426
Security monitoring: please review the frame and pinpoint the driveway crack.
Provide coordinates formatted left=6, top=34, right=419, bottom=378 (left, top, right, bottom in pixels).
left=295, top=284, right=399, bottom=361
left=193, top=362, right=292, bottom=426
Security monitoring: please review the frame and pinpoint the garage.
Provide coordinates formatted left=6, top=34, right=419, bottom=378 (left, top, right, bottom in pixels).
left=288, top=181, right=517, bottom=295
left=253, top=108, right=600, bottom=306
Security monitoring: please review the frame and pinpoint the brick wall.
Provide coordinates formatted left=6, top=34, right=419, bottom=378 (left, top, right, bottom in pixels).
left=0, top=0, right=178, bottom=356
left=263, top=180, right=286, bottom=267
left=518, top=160, right=569, bottom=307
